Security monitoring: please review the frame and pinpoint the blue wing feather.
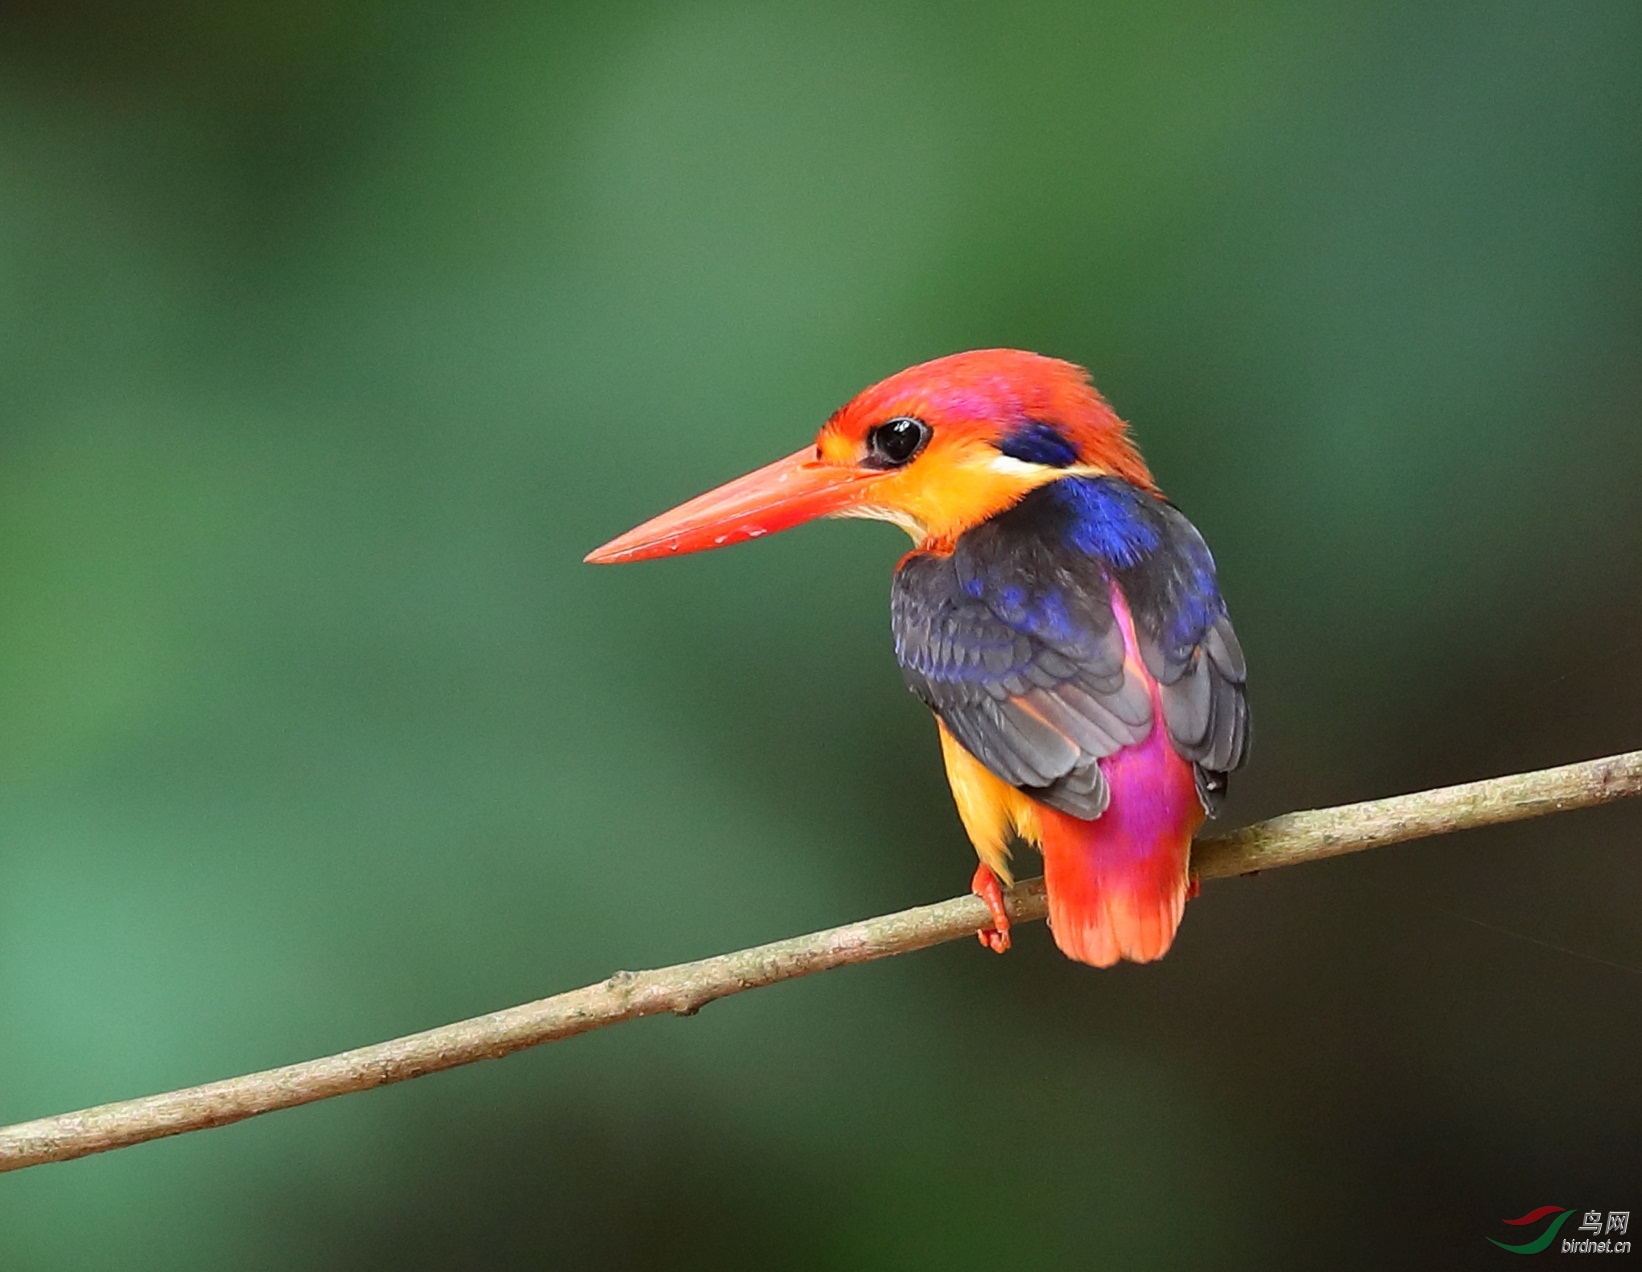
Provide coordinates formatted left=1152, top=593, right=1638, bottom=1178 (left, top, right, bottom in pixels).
left=891, top=475, right=1248, bottom=817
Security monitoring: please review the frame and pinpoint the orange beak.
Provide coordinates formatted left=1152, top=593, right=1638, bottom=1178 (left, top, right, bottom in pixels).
left=584, top=446, right=881, bottom=565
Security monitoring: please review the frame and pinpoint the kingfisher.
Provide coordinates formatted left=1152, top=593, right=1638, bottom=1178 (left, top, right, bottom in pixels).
left=585, top=349, right=1249, bottom=967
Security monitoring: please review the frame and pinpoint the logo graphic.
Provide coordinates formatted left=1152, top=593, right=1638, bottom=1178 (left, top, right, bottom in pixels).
left=1491, top=1207, right=1631, bottom=1255
left=1491, top=1208, right=1576, bottom=1254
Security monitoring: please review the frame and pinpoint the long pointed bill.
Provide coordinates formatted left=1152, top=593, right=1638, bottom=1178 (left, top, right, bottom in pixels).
left=584, top=447, right=880, bottom=564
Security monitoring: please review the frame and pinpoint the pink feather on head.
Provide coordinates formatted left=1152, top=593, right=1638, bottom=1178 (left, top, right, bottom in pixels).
left=827, top=349, right=1157, bottom=492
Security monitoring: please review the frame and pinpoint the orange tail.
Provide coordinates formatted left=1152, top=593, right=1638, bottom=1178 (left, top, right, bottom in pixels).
left=1035, top=733, right=1203, bottom=967
left=1038, top=805, right=1195, bottom=967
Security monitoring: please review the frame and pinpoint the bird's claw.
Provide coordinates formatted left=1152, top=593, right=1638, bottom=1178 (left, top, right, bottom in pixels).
left=971, top=863, right=1012, bottom=954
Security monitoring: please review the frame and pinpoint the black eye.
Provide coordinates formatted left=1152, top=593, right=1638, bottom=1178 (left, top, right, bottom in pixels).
left=864, top=416, right=930, bottom=468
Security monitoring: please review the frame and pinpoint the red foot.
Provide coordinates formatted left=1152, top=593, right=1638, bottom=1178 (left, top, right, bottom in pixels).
left=971, top=863, right=1012, bottom=954
left=1186, top=874, right=1201, bottom=900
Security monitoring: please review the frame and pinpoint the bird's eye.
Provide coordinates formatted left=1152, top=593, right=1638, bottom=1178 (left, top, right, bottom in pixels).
left=864, top=416, right=930, bottom=468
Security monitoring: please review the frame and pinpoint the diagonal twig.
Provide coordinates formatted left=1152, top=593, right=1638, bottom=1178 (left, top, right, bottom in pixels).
left=1, top=748, right=1638, bottom=1175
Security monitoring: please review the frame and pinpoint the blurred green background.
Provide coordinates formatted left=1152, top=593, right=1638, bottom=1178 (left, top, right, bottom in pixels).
left=2, top=1, right=1639, bottom=1267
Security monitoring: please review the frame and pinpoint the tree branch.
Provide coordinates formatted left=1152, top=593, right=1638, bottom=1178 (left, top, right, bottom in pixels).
left=2, top=748, right=1638, bottom=1175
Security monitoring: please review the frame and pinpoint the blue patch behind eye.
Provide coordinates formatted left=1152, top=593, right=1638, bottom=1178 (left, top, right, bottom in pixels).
left=998, top=421, right=1079, bottom=467
left=1052, top=477, right=1162, bottom=566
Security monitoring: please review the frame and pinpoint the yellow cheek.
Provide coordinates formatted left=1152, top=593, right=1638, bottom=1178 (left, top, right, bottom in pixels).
left=876, top=444, right=1068, bottom=547
left=817, top=429, right=1089, bottom=547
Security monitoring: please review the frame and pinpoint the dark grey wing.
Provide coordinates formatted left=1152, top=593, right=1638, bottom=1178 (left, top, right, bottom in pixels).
left=892, top=476, right=1249, bottom=819
left=1114, top=500, right=1250, bottom=812
left=891, top=525, right=1152, bottom=819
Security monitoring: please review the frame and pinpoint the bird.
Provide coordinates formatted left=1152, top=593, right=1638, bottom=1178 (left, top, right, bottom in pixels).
left=585, top=349, right=1249, bottom=967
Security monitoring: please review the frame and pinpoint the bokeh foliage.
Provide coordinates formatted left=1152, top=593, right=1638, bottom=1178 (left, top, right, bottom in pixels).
left=1, top=1, right=1638, bottom=1267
